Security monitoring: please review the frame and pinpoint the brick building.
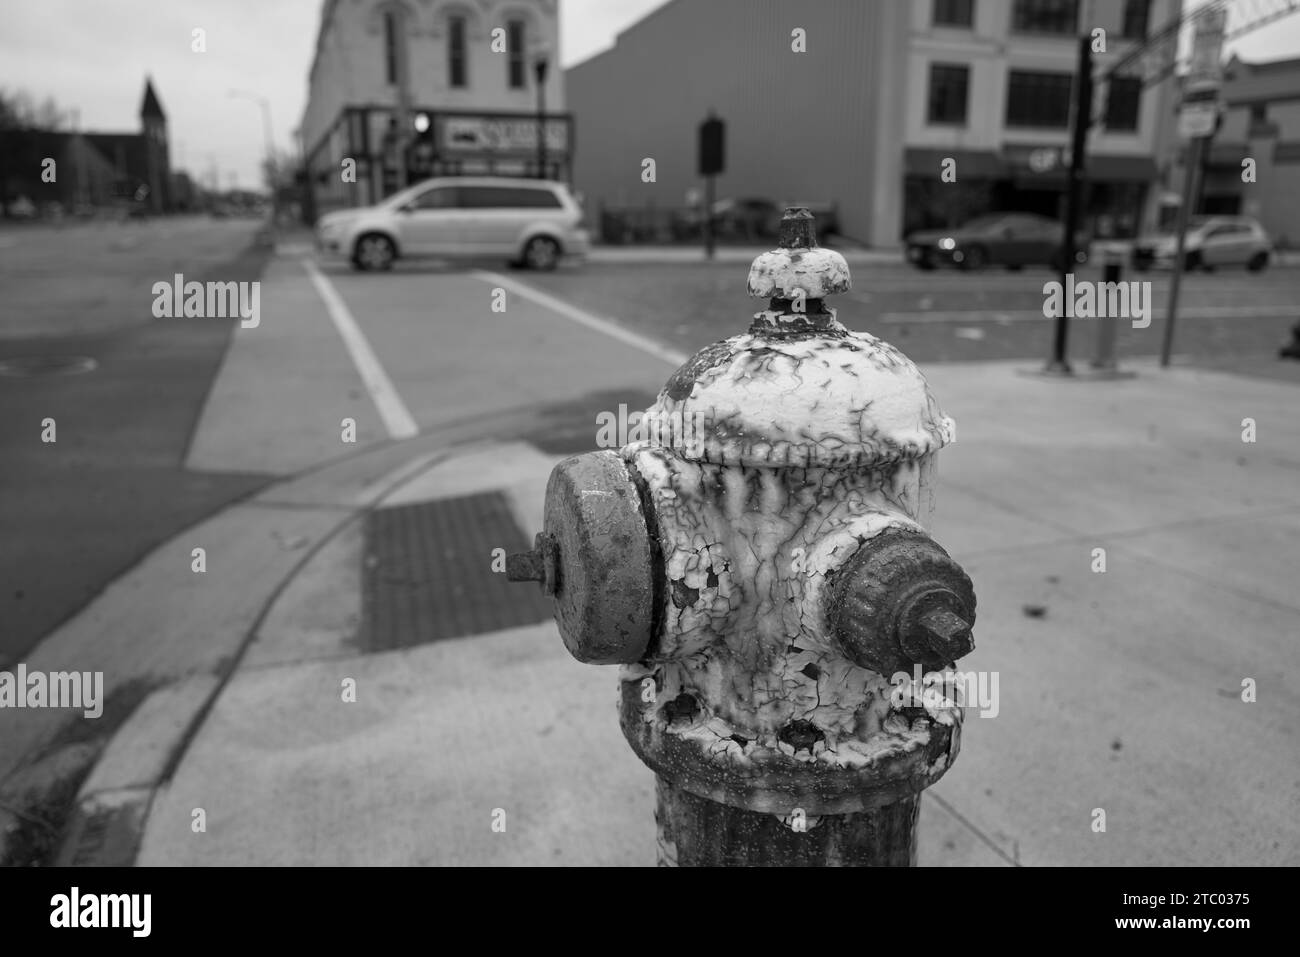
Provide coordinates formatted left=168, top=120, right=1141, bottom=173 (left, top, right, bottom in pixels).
left=0, top=78, right=171, bottom=216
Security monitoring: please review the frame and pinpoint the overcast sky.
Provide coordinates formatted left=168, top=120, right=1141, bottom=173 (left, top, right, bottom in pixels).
left=0, top=0, right=1296, bottom=191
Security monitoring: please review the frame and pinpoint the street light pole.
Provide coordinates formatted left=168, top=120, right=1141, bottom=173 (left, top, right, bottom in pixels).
left=533, top=53, right=550, bottom=180
left=229, top=90, right=275, bottom=211
left=1045, top=32, right=1093, bottom=375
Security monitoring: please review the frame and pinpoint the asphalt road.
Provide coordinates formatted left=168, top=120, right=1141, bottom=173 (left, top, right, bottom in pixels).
left=0, top=217, right=273, bottom=666
left=519, top=258, right=1300, bottom=370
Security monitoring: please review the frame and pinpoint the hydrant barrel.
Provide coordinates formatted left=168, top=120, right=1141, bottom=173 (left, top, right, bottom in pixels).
left=508, top=207, right=976, bottom=866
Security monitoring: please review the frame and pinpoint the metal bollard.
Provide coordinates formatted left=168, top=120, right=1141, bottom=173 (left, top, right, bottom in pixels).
left=1091, top=243, right=1126, bottom=373
left=508, top=208, right=977, bottom=866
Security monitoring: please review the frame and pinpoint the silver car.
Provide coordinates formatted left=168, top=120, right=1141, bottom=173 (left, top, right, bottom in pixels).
left=1132, top=216, right=1273, bottom=272
left=315, top=177, right=589, bottom=271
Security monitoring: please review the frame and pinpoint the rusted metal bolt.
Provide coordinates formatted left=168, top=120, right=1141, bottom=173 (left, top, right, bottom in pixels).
left=777, top=206, right=817, bottom=249
left=898, top=596, right=975, bottom=666
left=506, top=532, right=559, bottom=596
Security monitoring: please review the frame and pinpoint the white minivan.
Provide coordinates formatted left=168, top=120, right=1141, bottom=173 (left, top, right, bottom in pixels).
left=315, top=177, right=589, bottom=271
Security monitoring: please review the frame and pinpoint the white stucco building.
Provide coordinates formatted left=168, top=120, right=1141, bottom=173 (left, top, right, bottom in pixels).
left=301, top=0, right=567, bottom=213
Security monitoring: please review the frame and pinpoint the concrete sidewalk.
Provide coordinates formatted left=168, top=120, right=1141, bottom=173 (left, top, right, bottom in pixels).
left=58, top=355, right=1300, bottom=867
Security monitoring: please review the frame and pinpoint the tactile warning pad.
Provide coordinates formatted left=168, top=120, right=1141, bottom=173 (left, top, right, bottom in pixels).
left=362, top=492, right=553, bottom=649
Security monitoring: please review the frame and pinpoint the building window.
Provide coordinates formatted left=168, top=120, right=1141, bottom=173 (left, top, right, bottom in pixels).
left=1120, top=0, right=1151, bottom=39
left=1250, top=103, right=1267, bottom=123
left=383, top=10, right=399, bottom=85
left=1005, top=70, right=1073, bottom=127
left=449, top=15, right=467, bottom=88
left=934, top=0, right=974, bottom=27
left=1011, top=0, right=1078, bottom=35
left=928, top=64, right=970, bottom=124
left=507, top=19, right=525, bottom=89
left=1105, top=75, right=1141, bottom=131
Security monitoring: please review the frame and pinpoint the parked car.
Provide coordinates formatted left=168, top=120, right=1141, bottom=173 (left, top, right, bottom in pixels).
left=5, top=196, right=36, bottom=219
left=711, top=197, right=781, bottom=240
left=1131, top=216, right=1272, bottom=272
left=906, top=212, right=1089, bottom=271
left=315, top=177, right=589, bottom=271
left=670, top=197, right=779, bottom=242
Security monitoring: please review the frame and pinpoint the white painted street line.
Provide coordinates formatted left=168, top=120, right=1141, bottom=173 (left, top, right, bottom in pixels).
left=475, top=271, right=690, bottom=367
left=878, top=306, right=1300, bottom=325
left=301, top=258, right=419, bottom=440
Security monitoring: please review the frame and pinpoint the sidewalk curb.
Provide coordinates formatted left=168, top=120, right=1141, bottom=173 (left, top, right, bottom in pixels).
left=41, top=420, right=544, bottom=866
left=53, top=676, right=219, bottom=866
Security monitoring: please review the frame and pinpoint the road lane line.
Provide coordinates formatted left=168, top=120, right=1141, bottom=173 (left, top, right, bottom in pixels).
left=475, top=271, right=690, bottom=367
left=302, top=259, right=419, bottom=439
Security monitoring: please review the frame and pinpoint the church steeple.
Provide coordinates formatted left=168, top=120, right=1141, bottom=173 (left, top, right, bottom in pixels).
left=140, top=77, right=165, bottom=123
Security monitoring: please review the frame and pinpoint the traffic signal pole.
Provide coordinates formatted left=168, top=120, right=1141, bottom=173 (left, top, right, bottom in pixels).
left=1046, top=34, right=1093, bottom=375
left=699, top=114, right=724, bottom=261
left=704, top=173, right=715, bottom=260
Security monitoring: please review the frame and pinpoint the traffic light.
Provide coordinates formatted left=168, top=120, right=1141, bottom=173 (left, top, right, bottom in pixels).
left=699, top=116, right=725, bottom=177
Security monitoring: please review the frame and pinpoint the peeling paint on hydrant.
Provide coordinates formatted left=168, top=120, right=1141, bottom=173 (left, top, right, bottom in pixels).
left=507, top=207, right=976, bottom=866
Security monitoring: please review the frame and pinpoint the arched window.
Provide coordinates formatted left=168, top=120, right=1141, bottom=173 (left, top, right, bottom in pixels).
left=448, top=15, right=467, bottom=88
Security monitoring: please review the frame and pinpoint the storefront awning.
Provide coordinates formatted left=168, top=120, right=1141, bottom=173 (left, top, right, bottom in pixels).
left=904, top=147, right=1005, bottom=178
left=1088, top=155, right=1158, bottom=180
left=906, top=145, right=1157, bottom=183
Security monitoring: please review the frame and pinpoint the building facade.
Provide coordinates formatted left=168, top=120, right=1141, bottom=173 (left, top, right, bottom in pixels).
left=1184, top=55, right=1300, bottom=248
left=301, top=0, right=567, bottom=215
left=565, top=0, right=1183, bottom=245
left=905, top=0, right=1182, bottom=239
left=564, top=0, right=910, bottom=247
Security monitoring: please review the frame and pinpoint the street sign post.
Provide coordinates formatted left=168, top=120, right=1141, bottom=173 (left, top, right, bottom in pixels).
left=1162, top=8, right=1226, bottom=368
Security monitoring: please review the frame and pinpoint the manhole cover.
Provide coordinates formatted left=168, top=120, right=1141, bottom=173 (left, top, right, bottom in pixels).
left=0, top=356, right=97, bottom=377
left=362, top=491, right=554, bottom=650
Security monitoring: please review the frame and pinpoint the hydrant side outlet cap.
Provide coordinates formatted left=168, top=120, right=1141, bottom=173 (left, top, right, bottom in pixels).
left=648, top=333, right=949, bottom=468
left=542, top=451, right=657, bottom=665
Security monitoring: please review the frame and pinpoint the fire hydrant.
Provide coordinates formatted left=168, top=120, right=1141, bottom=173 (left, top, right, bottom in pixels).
left=507, top=208, right=975, bottom=866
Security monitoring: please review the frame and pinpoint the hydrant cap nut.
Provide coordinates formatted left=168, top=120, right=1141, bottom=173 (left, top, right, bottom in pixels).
left=542, top=451, right=656, bottom=665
